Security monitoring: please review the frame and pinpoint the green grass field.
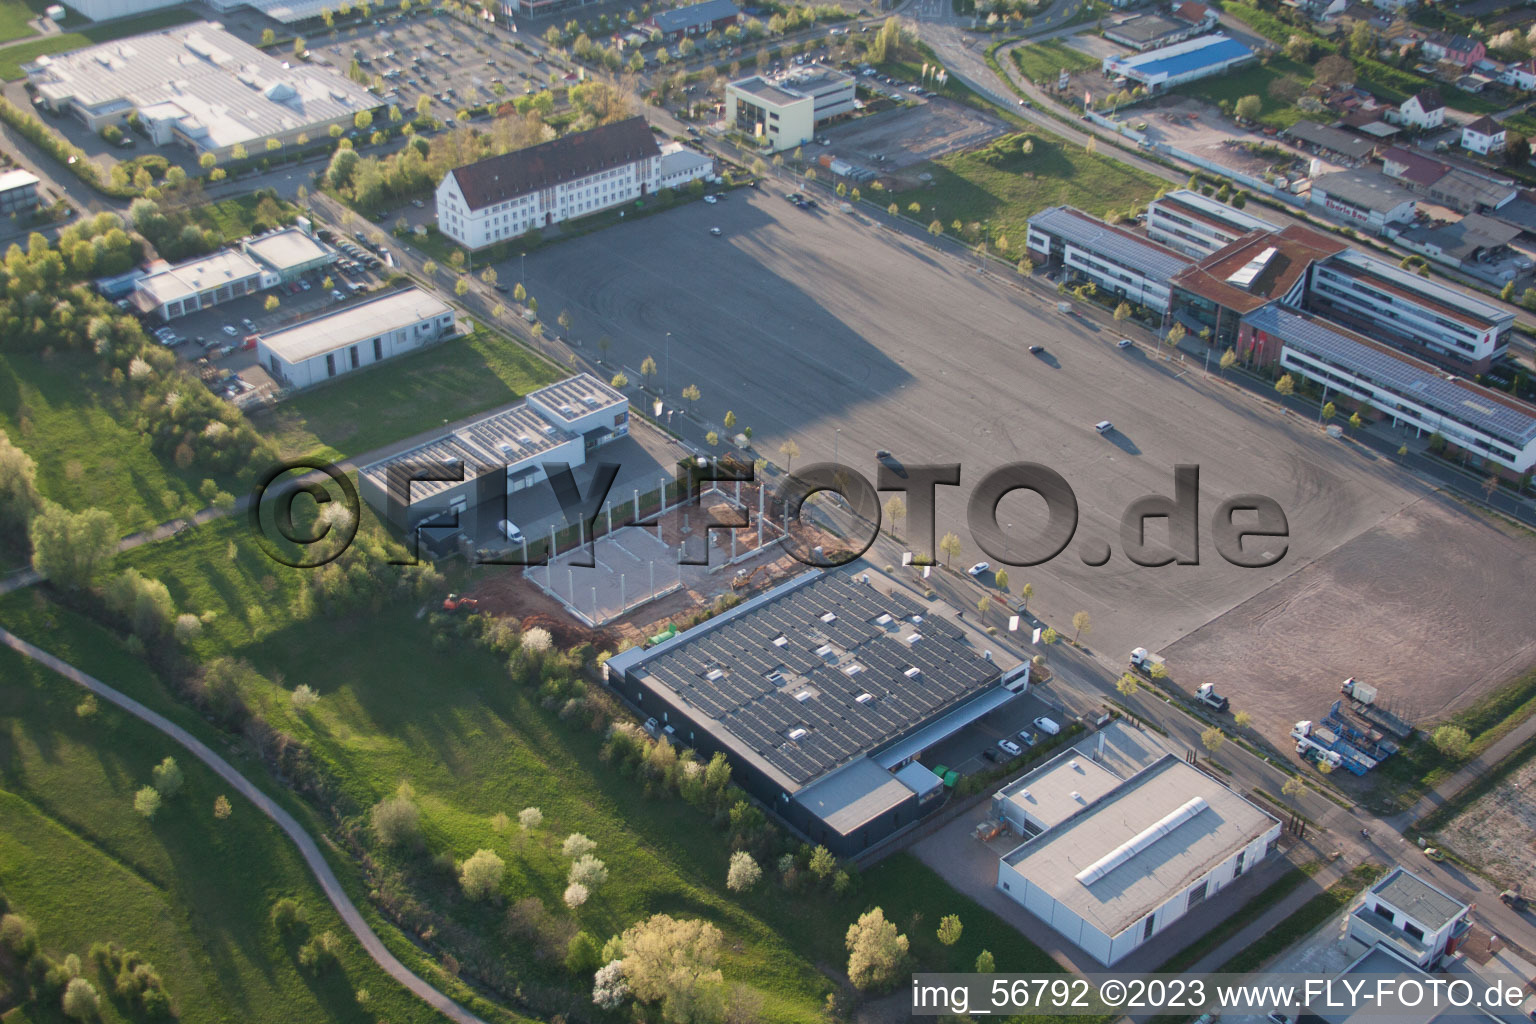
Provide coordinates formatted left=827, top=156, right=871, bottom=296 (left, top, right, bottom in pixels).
left=0, top=640, right=450, bottom=1024
left=0, top=349, right=233, bottom=534
left=0, top=0, right=39, bottom=45
left=892, top=133, right=1163, bottom=249
left=1010, top=40, right=1097, bottom=85
left=253, top=327, right=564, bottom=462
left=1173, top=57, right=1318, bottom=128
left=0, top=513, right=1087, bottom=1023
left=0, top=7, right=198, bottom=79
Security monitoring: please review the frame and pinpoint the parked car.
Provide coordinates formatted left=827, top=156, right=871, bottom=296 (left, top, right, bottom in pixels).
left=703, top=194, right=717, bottom=204
left=1095, top=420, right=1114, bottom=434
left=967, top=561, right=990, bottom=577
left=999, top=739, right=1022, bottom=757
left=1116, top=338, right=1133, bottom=349
left=709, top=226, right=722, bottom=236
left=1028, top=344, right=1044, bottom=355
left=980, top=748, right=999, bottom=763
left=222, top=324, right=239, bottom=336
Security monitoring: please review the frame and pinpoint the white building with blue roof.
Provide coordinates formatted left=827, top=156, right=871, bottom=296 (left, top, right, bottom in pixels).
left=1103, top=33, right=1255, bottom=90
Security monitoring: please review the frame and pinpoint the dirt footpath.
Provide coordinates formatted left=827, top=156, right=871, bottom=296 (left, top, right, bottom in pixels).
left=1161, top=496, right=1536, bottom=754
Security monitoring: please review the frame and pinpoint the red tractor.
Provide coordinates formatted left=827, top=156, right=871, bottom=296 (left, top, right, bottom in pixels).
left=442, top=593, right=479, bottom=612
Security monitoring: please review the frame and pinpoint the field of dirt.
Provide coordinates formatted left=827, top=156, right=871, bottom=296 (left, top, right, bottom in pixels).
left=1433, top=750, right=1536, bottom=889
left=1162, top=496, right=1536, bottom=762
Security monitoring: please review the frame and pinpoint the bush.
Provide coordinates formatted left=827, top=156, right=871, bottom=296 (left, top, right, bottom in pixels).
left=62, top=977, right=100, bottom=1020
left=566, top=930, right=602, bottom=974
left=151, top=755, right=183, bottom=798
left=370, top=791, right=421, bottom=847
left=0, top=913, right=38, bottom=958
left=270, top=897, right=306, bottom=931
left=459, top=848, right=506, bottom=900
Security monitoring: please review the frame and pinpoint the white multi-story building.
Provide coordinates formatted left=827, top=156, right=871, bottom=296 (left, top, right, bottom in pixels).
left=1461, top=115, right=1507, bottom=156
left=1145, top=189, right=1278, bottom=257
left=1306, top=248, right=1513, bottom=371
left=1248, top=306, right=1536, bottom=473
left=436, top=118, right=708, bottom=251
left=256, top=288, right=456, bottom=390
left=726, top=68, right=856, bottom=153
left=1395, top=89, right=1446, bottom=130
left=1027, top=206, right=1193, bottom=314
left=1346, top=867, right=1473, bottom=968
left=995, top=748, right=1280, bottom=966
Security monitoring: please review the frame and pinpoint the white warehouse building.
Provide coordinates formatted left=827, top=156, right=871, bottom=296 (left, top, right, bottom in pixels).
left=1102, top=34, right=1255, bottom=91
left=256, top=288, right=456, bottom=390
left=995, top=750, right=1280, bottom=966
left=436, top=118, right=710, bottom=251
left=1027, top=205, right=1193, bottom=314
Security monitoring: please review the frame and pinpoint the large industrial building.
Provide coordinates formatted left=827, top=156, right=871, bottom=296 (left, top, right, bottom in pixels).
left=256, top=288, right=456, bottom=390
left=995, top=750, right=1280, bottom=965
left=1145, top=189, right=1278, bottom=257
left=1102, top=33, right=1254, bottom=91
left=24, top=22, right=380, bottom=160
left=726, top=68, right=857, bottom=152
left=241, top=227, right=336, bottom=282
left=645, top=0, right=739, bottom=41
left=1241, top=306, right=1536, bottom=472
left=604, top=569, right=1031, bottom=857
left=1027, top=205, right=1194, bottom=314
left=1309, top=170, right=1419, bottom=233
left=359, top=373, right=629, bottom=533
left=435, top=118, right=711, bottom=250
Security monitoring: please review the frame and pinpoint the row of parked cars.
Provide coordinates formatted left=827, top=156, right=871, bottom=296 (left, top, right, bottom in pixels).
left=980, top=716, right=1062, bottom=763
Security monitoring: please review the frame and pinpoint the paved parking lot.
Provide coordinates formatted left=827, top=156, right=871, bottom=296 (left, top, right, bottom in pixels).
left=818, top=95, right=1008, bottom=172
left=509, top=181, right=1442, bottom=686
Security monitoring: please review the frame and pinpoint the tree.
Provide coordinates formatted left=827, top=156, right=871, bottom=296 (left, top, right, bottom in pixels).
left=1349, top=412, right=1363, bottom=432
left=619, top=914, right=725, bottom=1023
left=883, top=495, right=906, bottom=538
left=1431, top=725, right=1471, bottom=759
left=975, top=950, right=995, bottom=973
left=1275, top=373, right=1295, bottom=397
left=454, top=277, right=470, bottom=297
left=264, top=294, right=280, bottom=312
left=928, top=219, right=942, bottom=236
left=214, top=794, right=233, bottom=819
left=152, top=755, right=183, bottom=798
left=564, top=882, right=589, bottom=908
left=1041, top=627, right=1058, bottom=645
left=778, top=439, right=800, bottom=471
left=809, top=845, right=836, bottom=880
left=1284, top=33, right=1313, bottom=62
left=1201, top=726, right=1225, bottom=755
left=1020, top=582, right=1033, bottom=608
left=261, top=27, right=277, bottom=45
left=936, top=914, right=962, bottom=947
left=460, top=849, right=505, bottom=900
left=1116, top=672, right=1139, bottom=697
left=519, top=806, right=543, bottom=831
left=480, top=266, right=498, bottom=286
left=354, top=110, right=374, bottom=131
left=681, top=383, right=701, bottom=409
left=1220, top=348, right=1238, bottom=372
left=563, top=832, right=598, bottom=859
left=640, top=356, right=658, bottom=389
left=1234, top=710, right=1253, bottom=730
left=977, top=596, right=991, bottom=619
left=30, top=504, right=117, bottom=589
left=1314, top=54, right=1355, bottom=87
left=1349, top=20, right=1375, bottom=57
left=1281, top=775, right=1306, bottom=806
left=1071, top=610, right=1091, bottom=642
left=231, top=143, right=248, bottom=162
left=610, top=371, right=630, bottom=389
left=1113, top=301, right=1131, bottom=322
left=939, top=531, right=962, bottom=567
left=845, top=908, right=908, bottom=992
left=593, top=960, right=629, bottom=1009
left=370, top=790, right=421, bottom=846
left=62, top=977, right=100, bottom=1021
left=569, top=854, right=609, bottom=889
left=1321, top=401, right=1337, bottom=423
left=567, top=931, right=602, bottom=975
left=1234, top=94, right=1262, bottom=123
left=727, top=850, right=762, bottom=892
left=134, top=785, right=162, bottom=819
left=995, top=569, right=1009, bottom=592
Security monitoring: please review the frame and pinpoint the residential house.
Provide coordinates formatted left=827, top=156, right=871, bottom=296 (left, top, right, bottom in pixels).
left=1394, top=89, right=1445, bottom=130
left=1500, top=59, right=1536, bottom=92
left=1420, top=32, right=1485, bottom=69
left=1462, top=115, right=1507, bottom=156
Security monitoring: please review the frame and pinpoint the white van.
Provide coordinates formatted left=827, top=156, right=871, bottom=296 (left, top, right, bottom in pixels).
left=497, top=519, right=524, bottom=544
left=1094, top=421, right=1114, bottom=434
left=1033, top=716, right=1061, bottom=735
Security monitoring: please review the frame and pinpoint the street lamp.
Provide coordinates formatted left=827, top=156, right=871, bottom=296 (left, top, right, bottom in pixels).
left=664, top=330, right=671, bottom=396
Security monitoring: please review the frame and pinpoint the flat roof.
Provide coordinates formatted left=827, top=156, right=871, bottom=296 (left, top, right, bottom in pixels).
left=997, top=748, right=1124, bottom=832
left=359, top=381, right=594, bottom=503
left=1249, top=305, right=1536, bottom=446
left=1172, top=224, right=1345, bottom=314
left=1398, top=212, right=1521, bottom=260
left=24, top=22, right=376, bottom=152
left=0, top=168, right=40, bottom=192
left=730, top=74, right=807, bottom=106
left=526, top=373, right=627, bottom=419
left=259, top=288, right=452, bottom=364
left=136, top=248, right=265, bottom=306
left=1313, top=169, right=1416, bottom=213
left=1105, top=12, right=1189, bottom=44
left=1029, top=205, right=1193, bottom=281
left=1003, top=756, right=1277, bottom=939
left=245, top=227, right=332, bottom=272
left=1429, top=167, right=1517, bottom=210
left=651, top=0, right=738, bottom=32
left=1323, top=248, right=1512, bottom=329
left=621, top=570, right=1004, bottom=791
left=1285, top=120, right=1378, bottom=160
left=792, top=757, right=914, bottom=835
left=1151, top=189, right=1278, bottom=235
left=1109, top=33, right=1253, bottom=79
left=1371, top=867, right=1467, bottom=929
left=1314, top=944, right=1494, bottom=1024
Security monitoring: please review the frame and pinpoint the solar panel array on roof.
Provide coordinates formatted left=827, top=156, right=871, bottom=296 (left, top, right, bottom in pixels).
left=1028, top=206, right=1193, bottom=282
left=638, top=575, right=1002, bottom=785
left=1250, top=305, right=1536, bottom=446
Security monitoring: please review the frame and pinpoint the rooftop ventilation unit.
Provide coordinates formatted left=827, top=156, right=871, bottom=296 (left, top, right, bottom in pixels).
left=517, top=434, right=533, bottom=445
left=772, top=635, right=788, bottom=647
left=905, top=633, right=922, bottom=645
left=541, top=425, right=555, bottom=435
left=559, top=404, right=575, bottom=415
left=1071, top=791, right=1082, bottom=801
left=794, top=690, right=812, bottom=702
left=843, top=663, right=865, bottom=676
left=820, top=611, right=837, bottom=623
left=1075, top=796, right=1210, bottom=886
left=583, top=396, right=600, bottom=407
left=904, top=666, right=921, bottom=678
left=705, top=668, right=724, bottom=681
left=814, top=644, right=834, bottom=658
left=875, top=613, right=893, bottom=625
left=787, top=727, right=808, bottom=740
left=855, top=693, right=873, bottom=703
